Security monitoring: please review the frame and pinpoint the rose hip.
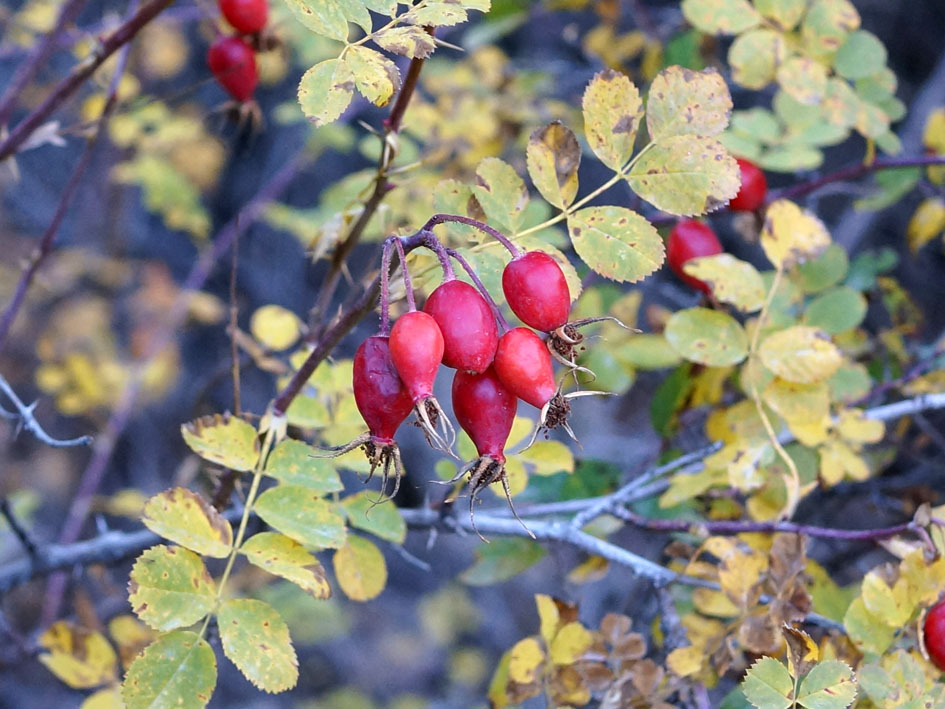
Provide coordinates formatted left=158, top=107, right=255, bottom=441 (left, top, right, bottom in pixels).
left=666, top=220, right=723, bottom=294
left=423, top=279, right=498, bottom=374
left=493, top=328, right=556, bottom=409
left=207, top=37, right=258, bottom=103
left=502, top=251, right=571, bottom=333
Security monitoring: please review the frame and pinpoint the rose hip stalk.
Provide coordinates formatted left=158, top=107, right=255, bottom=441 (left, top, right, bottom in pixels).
left=502, top=249, right=629, bottom=370
left=317, top=336, right=411, bottom=501
left=447, top=367, right=533, bottom=540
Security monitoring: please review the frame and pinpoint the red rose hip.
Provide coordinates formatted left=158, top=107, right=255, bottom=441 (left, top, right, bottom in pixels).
left=219, top=0, right=268, bottom=35
left=452, top=367, right=516, bottom=463
left=925, top=600, right=945, bottom=671
left=493, top=327, right=556, bottom=409
left=389, top=311, right=443, bottom=403
left=352, top=336, right=412, bottom=444
left=423, top=279, right=498, bottom=374
left=666, top=220, right=723, bottom=294
left=207, top=37, right=258, bottom=103
left=502, top=251, right=571, bottom=333
left=729, top=158, right=767, bottom=212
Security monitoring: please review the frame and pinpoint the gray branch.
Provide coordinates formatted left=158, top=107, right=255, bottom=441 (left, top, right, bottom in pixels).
left=0, top=374, right=92, bottom=448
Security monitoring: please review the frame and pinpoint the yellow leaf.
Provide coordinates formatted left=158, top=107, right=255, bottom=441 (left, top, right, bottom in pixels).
left=39, top=621, right=118, bottom=689
left=666, top=645, right=703, bottom=677
left=683, top=254, right=766, bottom=312
left=535, top=594, right=560, bottom=645
left=763, top=378, right=830, bottom=424
left=526, top=121, right=581, bottom=210
left=333, top=535, right=386, bottom=601
left=107, top=615, right=154, bottom=670
left=549, top=622, right=593, bottom=665
left=819, top=438, right=870, bottom=485
left=344, top=46, right=400, bottom=107
left=759, top=326, right=843, bottom=384
left=692, top=588, right=740, bottom=617
left=761, top=200, right=832, bottom=268
left=906, top=198, right=945, bottom=253
left=923, top=107, right=945, bottom=154
left=250, top=304, right=302, bottom=351
left=582, top=69, right=643, bottom=171
left=81, top=687, right=124, bottom=709
left=508, top=637, right=545, bottom=684
left=836, top=408, right=885, bottom=444
left=142, top=487, right=233, bottom=558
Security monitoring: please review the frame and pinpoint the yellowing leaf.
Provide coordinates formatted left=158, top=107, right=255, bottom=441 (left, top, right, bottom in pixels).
left=567, top=206, right=664, bottom=282
left=906, top=198, right=945, bottom=253
left=666, top=645, right=703, bottom=677
left=860, top=570, right=911, bottom=627
left=923, top=107, right=945, bottom=154
left=298, top=59, right=355, bottom=128
left=526, top=122, right=581, bottom=209
left=754, top=0, right=806, bottom=30
left=254, top=485, right=347, bottom=550
left=472, top=158, right=528, bottom=234
left=128, top=545, right=216, bottom=631
left=373, top=26, right=436, bottom=59
left=142, top=487, right=233, bottom=558
left=802, top=0, right=860, bottom=61
left=250, top=304, right=301, bottom=351
left=795, top=660, right=857, bottom=709
left=108, top=615, right=154, bottom=670
left=763, top=378, right=830, bottom=424
left=646, top=66, right=733, bottom=140
left=761, top=200, right=832, bottom=268
left=517, top=440, right=574, bottom=475
left=283, top=0, right=348, bottom=39
left=819, top=438, right=870, bottom=485
left=582, top=69, right=643, bottom=171
left=81, top=687, right=123, bottom=709
left=241, top=532, right=331, bottom=599
left=341, top=491, right=407, bottom=544
left=777, top=56, right=828, bottom=106
left=836, top=408, right=885, bottom=444
left=549, top=622, right=593, bottom=665
left=508, top=637, right=545, bottom=684
left=683, top=254, right=765, bottom=311
left=741, top=657, right=793, bottom=709
left=181, top=413, right=259, bottom=472
left=729, top=29, right=786, bottom=90
left=681, top=0, right=760, bottom=35
left=39, top=621, right=117, bottom=689
left=627, top=136, right=739, bottom=216
left=333, top=535, right=387, bottom=601
left=665, top=307, right=749, bottom=367
left=535, top=594, right=560, bottom=645
left=218, top=598, right=298, bottom=692
left=121, top=631, right=216, bottom=709
left=344, top=46, right=400, bottom=107
left=759, top=326, right=843, bottom=384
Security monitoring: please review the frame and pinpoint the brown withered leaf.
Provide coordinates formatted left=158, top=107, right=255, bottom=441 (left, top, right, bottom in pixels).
left=631, top=658, right=665, bottom=697
left=782, top=624, right=819, bottom=677
left=738, top=613, right=781, bottom=655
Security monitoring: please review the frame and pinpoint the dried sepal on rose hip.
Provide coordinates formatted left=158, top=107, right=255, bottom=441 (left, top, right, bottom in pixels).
left=444, top=366, right=533, bottom=540
left=502, top=249, right=630, bottom=370
left=315, top=336, right=411, bottom=501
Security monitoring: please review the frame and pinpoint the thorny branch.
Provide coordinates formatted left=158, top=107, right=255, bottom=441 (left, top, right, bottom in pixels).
left=0, top=374, right=92, bottom=448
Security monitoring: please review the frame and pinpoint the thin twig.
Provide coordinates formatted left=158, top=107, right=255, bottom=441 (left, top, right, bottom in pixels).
left=0, top=0, right=174, bottom=161
left=0, top=374, right=92, bottom=447
left=0, top=497, right=40, bottom=560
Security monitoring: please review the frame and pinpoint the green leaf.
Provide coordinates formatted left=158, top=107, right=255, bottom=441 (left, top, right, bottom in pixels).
left=753, top=0, right=806, bottom=30
left=526, top=122, right=581, bottom=210
left=796, top=661, right=857, bottom=709
left=128, top=546, right=216, bottom=631
left=646, top=66, right=733, bottom=140
left=255, top=485, right=347, bottom=550
left=627, top=136, right=740, bottom=216
left=566, top=206, right=664, bottom=283
left=682, top=254, right=765, bottom=312
left=298, top=59, right=355, bottom=128
left=337, top=0, right=371, bottom=34
left=798, top=243, right=849, bottom=293
left=728, top=29, right=786, bottom=90
left=265, top=439, right=343, bottom=492
left=344, top=46, right=399, bottom=107
left=142, top=488, right=233, bottom=558
left=460, top=538, right=546, bottom=586
left=759, top=326, right=843, bottom=384
left=777, top=56, right=828, bottom=106
left=282, top=0, right=349, bottom=41
left=373, top=26, right=436, bottom=59
left=665, top=307, right=749, bottom=367
left=333, top=535, right=387, bottom=601
left=218, top=599, right=298, bottom=693
left=241, top=532, right=331, bottom=599
left=472, top=158, right=528, bottom=234
left=834, top=30, right=887, bottom=80
left=802, top=0, right=860, bottom=60
left=843, top=597, right=894, bottom=655
left=340, top=491, right=407, bottom=544
left=121, top=632, right=216, bottom=709
left=181, top=413, right=259, bottom=472
left=804, top=286, right=867, bottom=334
left=681, top=0, right=760, bottom=34
left=758, top=146, right=824, bottom=173
left=582, top=69, right=643, bottom=171
left=741, top=657, right=793, bottom=709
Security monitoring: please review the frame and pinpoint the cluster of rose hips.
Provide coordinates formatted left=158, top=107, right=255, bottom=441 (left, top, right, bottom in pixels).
left=330, top=228, right=610, bottom=536
left=667, top=158, right=767, bottom=292
left=207, top=0, right=269, bottom=106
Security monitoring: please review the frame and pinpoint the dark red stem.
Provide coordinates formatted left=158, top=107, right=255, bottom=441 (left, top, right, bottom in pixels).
left=423, top=214, right=520, bottom=257
left=379, top=239, right=395, bottom=335
left=394, top=237, right=416, bottom=311
left=421, top=230, right=455, bottom=281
